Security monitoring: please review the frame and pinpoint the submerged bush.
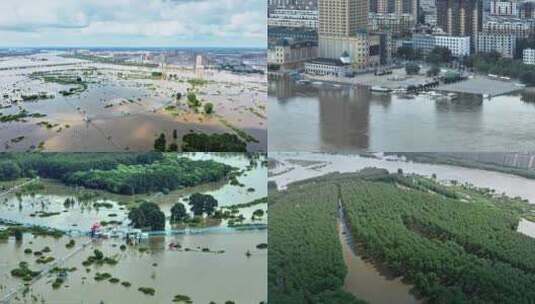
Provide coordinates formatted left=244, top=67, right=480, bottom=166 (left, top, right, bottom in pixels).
left=138, top=287, right=156, bottom=296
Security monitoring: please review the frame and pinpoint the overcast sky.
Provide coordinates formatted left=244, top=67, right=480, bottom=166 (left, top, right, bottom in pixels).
left=0, top=0, right=266, bottom=48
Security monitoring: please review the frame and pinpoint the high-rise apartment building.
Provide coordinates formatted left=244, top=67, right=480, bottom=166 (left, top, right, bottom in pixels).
left=314, top=0, right=384, bottom=69
left=490, top=0, right=518, bottom=17
left=436, top=0, right=482, bottom=49
left=268, top=0, right=318, bottom=11
left=319, top=0, right=368, bottom=35
left=370, top=0, right=418, bottom=22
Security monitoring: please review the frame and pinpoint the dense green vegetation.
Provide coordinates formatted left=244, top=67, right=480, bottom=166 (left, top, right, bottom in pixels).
left=62, top=155, right=232, bottom=194
left=341, top=175, right=535, bottom=303
left=269, top=181, right=366, bottom=304
left=270, top=169, right=535, bottom=304
left=182, top=133, right=247, bottom=152
left=0, top=153, right=162, bottom=181
left=0, top=153, right=232, bottom=195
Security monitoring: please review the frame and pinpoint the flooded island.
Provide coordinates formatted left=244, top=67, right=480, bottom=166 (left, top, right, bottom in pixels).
left=0, top=152, right=267, bottom=304
left=268, top=152, right=535, bottom=304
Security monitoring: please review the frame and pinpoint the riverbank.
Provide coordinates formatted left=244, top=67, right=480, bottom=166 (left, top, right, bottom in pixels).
left=387, top=152, right=535, bottom=180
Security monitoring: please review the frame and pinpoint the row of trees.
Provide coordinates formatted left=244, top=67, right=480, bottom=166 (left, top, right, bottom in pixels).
left=154, top=132, right=247, bottom=152
left=270, top=171, right=535, bottom=304
left=169, top=193, right=220, bottom=223
left=269, top=182, right=365, bottom=304
left=182, top=133, right=247, bottom=152
left=340, top=175, right=535, bottom=303
left=131, top=193, right=220, bottom=230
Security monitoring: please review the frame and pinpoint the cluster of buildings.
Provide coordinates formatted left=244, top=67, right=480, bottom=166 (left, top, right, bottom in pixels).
left=269, top=0, right=394, bottom=75
left=268, top=0, right=535, bottom=77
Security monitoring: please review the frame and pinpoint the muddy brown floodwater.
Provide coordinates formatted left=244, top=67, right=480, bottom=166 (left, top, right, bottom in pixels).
left=337, top=210, right=421, bottom=304
left=0, top=53, right=267, bottom=152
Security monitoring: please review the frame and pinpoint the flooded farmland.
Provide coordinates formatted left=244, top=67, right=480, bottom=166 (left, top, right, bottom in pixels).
left=0, top=231, right=266, bottom=304
left=0, top=52, right=267, bottom=152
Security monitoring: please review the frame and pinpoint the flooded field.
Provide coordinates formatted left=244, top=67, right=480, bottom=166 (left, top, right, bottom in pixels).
left=0, top=153, right=268, bottom=303
left=269, top=78, right=535, bottom=152
left=0, top=231, right=266, bottom=304
left=0, top=53, right=267, bottom=152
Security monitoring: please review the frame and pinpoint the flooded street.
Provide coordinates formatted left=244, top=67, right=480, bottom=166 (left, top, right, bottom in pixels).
left=0, top=53, right=267, bottom=152
left=269, top=78, right=535, bottom=152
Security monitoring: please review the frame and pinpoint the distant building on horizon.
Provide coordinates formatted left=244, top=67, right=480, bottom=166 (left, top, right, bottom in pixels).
left=268, top=0, right=318, bottom=11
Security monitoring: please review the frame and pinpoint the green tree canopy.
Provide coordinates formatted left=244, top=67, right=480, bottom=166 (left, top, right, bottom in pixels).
left=170, top=202, right=188, bottom=223
left=128, top=201, right=165, bottom=231
left=188, top=193, right=218, bottom=216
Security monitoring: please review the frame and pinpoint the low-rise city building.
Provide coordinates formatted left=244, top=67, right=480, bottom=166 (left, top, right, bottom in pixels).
left=319, top=33, right=381, bottom=69
left=268, top=40, right=319, bottom=69
left=476, top=32, right=516, bottom=58
left=412, top=34, right=471, bottom=57
left=304, top=58, right=352, bottom=76
left=524, top=48, right=535, bottom=65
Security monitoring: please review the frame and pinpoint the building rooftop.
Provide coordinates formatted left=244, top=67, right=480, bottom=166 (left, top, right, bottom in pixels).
left=307, top=58, right=349, bottom=66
